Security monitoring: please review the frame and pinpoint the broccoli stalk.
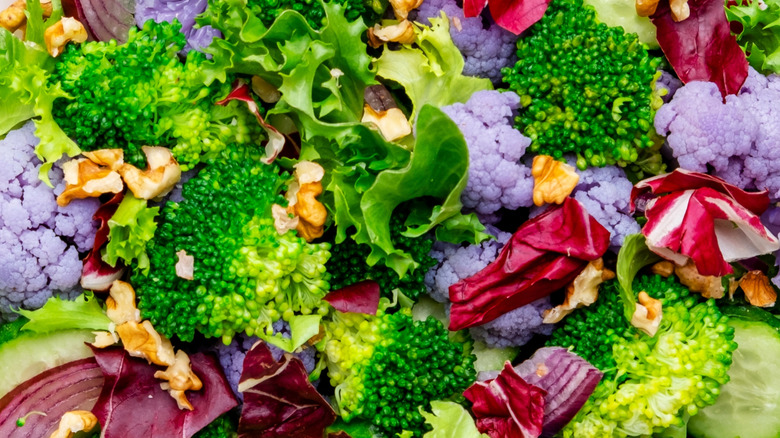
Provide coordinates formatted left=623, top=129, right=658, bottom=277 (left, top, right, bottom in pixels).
left=502, top=0, right=661, bottom=168
left=132, top=143, right=331, bottom=343
left=323, top=308, right=476, bottom=437
left=549, top=275, right=737, bottom=437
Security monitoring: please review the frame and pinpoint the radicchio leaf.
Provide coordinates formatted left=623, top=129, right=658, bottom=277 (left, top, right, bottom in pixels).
left=650, top=0, right=748, bottom=98
left=81, top=192, right=125, bottom=292
left=238, top=342, right=337, bottom=438
left=632, top=170, right=780, bottom=277
left=464, top=361, right=546, bottom=438
left=216, top=82, right=285, bottom=164
left=448, top=197, right=610, bottom=330
left=323, top=280, right=381, bottom=315
left=90, top=347, right=237, bottom=438
left=487, top=0, right=552, bottom=35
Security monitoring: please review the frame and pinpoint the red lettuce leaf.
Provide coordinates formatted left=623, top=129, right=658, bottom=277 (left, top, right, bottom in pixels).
left=463, top=0, right=489, bottom=19
left=216, top=82, right=286, bottom=164
left=631, top=168, right=770, bottom=215
left=81, top=192, right=125, bottom=292
left=464, top=361, right=546, bottom=438
left=238, top=342, right=336, bottom=438
left=323, top=280, right=381, bottom=315
left=651, top=0, right=748, bottom=98
left=488, top=0, right=551, bottom=35
left=90, top=346, right=237, bottom=438
left=448, top=197, right=610, bottom=330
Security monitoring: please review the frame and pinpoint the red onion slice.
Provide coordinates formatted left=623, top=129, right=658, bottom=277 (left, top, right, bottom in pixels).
left=0, top=358, right=104, bottom=438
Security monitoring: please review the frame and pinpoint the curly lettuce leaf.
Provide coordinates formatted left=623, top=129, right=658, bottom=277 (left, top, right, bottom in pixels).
left=422, top=401, right=488, bottom=438
left=727, top=0, right=780, bottom=74
left=103, top=195, right=159, bottom=275
left=16, top=292, right=112, bottom=333
left=375, top=13, right=492, bottom=118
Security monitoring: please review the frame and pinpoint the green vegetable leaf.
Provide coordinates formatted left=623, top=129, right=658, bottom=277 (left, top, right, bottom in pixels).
left=420, top=401, right=488, bottom=438
left=375, top=13, right=492, bottom=118
left=327, top=419, right=381, bottom=438
left=103, top=195, right=159, bottom=275
left=727, top=0, right=780, bottom=74
left=16, top=292, right=112, bottom=333
left=257, top=314, right=322, bottom=353
left=584, top=0, right=658, bottom=48
left=616, top=233, right=661, bottom=320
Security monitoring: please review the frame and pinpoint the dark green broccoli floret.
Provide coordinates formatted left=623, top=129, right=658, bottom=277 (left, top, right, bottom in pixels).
left=193, top=413, right=238, bottom=438
left=247, top=0, right=386, bottom=28
left=327, top=207, right=437, bottom=300
left=502, top=0, right=662, bottom=168
left=551, top=274, right=737, bottom=437
left=50, top=20, right=260, bottom=168
left=132, top=144, right=331, bottom=343
left=324, top=309, right=475, bottom=437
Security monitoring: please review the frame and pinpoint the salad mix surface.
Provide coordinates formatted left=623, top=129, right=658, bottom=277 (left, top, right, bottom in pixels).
left=3, top=0, right=780, bottom=436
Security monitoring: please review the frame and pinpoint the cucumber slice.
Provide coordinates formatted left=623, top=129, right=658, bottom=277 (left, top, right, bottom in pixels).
left=688, top=318, right=780, bottom=438
left=0, top=329, right=95, bottom=398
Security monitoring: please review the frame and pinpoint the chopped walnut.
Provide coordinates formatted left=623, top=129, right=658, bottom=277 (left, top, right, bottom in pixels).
left=116, top=320, right=176, bottom=366
left=291, top=181, right=328, bottom=241
left=294, top=160, right=326, bottom=186
left=670, top=0, right=690, bottom=21
left=273, top=203, right=299, bottom=235
left=118, top=146, right=181, bottom=200
left=674, top=259, right=725, bottom=299
left=44, top=17, right=88, bottom=57
left=635, top=0, right=660, bottom=16
left=368, top=20, right=416, bottom=47
left=154, top=350, right=203, bottom=411
left=175, top=250, right=194, bottom=280
left=49, top=411, right=98, bottom=438
left=57, top=158, right=124, bottom=207
left=361, top=105, right=412, bottom=142
left=631, top=291, right=663, bottom=337
left=651, top=260, right=675, bottom=277
left=91, top=330, right=119, bottom=348
left=82, top=149, right=124, bottom=171
left=531, top=155, right=580, bottom=207
left=388, top=0, right=423, bottom=19
left=740, top=271, right=777, bottom=308
left=106, top=280, right=141, bottom=325
left=0, top=0, right=27, bottom=33
left=543, top=258, right=614, bottom=323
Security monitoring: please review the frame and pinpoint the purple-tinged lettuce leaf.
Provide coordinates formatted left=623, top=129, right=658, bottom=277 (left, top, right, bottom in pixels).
left=237, top=342, right=336, bottom=438
left=90, top=347, right=237, bottom=438
left=323, top=280, right=381, bottom=315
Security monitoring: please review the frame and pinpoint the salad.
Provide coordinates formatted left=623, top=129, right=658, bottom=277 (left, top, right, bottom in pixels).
left=2, top=0, right=780, bottom=436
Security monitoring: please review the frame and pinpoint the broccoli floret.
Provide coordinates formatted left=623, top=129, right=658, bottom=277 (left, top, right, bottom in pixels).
left=326, top=207, right=437, bottom=300
left=324, top=309, right=475, bottom=437
left=502, top=0, right=661, bottom=168
left=551, top=275, right=737, bottom=437
left=132, top=144, right=331, bottom=343
left=193, top=413, right=238, bottom=438
left=246, top=0, right=385, bottom=28
left=49, top=20, right=260, bottom=169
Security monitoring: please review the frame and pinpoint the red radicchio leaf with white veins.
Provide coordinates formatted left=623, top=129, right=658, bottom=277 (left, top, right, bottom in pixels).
left=90, top=346, right=238, bottom=438
left=464, top=361, right=546, bottom=438
left=237, top=342, right=336, bottom=438
left=462, top=0, right=551, bottom=35
left=216, top=81, right=285, bottom=164
left=81, top=191, right=125, bottom=291
left=631, top=169, right=780, bottom=277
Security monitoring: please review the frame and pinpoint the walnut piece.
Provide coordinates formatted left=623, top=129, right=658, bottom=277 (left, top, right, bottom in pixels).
left=57, top=158, right=124, bottom=207
left=175, top=250, right=195, bottom=280
left=82, top=149, right=124, bottom=171
left=49, top=411, right=98, bottom=438
left=106, top=280, right=141, bottom=325
left=361, top=105, right=412, bottom=142
left=91, top=330, right=119, bottom=348
left=368, top=20, right=416, bottom=47
left=740, top=271, right=777, bottom=308
left=631, top=291, right=663, bottom=337
left=651, top=260, right=675, bottom=277
left=273, top=203, right=299, bottom=235
left=0, top=0, right=27, bottom=33
left=543, top=258, right=615, bottom=323
left=116, top=320, right=176, bottom=366
left=670, top=0, right=690, bottom=21
left=154, top=350, right=203, bottom=410
left=388, top=0, right=423, bottom=19
left=531, top=155, right=580, bottom=207
left=44, top=17, right=88, bottom=57
left=673, top=259, right=725, bottom=299
left=635, top=0, right=660, bottom=16
left=291, top=181, right=328, bottom=241
left=118, top=146, right=181, bottom=200
left=294, top=160, right=326, bottom=186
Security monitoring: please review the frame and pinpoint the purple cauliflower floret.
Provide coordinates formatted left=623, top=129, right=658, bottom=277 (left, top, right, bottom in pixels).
left=425, top=225, right=512, bottom=303
left=442, top=90, right=534, bottom=218
left=213, top=319, right=317, bottom=401
left=414, top=0, right=516, bottom=82
left=655, top=70, right=682, bottom=103
left=655, top=67, right=780, bottom=200
left=470, top=296, right=555, bottom=348
left=135, top=0, right=220, bottom=54
left=530, top=162, right=639, bottom=249
left=0, top=122, right=100, bottom=321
